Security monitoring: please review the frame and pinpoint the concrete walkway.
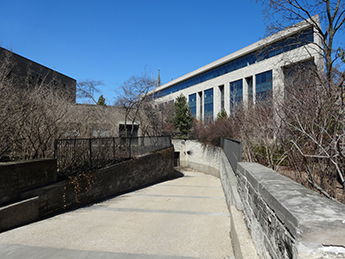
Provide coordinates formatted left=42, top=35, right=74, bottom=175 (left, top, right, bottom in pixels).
left=0, top=169, right=235, bottom=259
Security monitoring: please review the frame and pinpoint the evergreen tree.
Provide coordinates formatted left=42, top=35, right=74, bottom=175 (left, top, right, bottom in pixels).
left=173, top=94, right=194, bottom=138
left=216, top=108, right=228, bottom=121
left=96, top=95, right=106, bottom=106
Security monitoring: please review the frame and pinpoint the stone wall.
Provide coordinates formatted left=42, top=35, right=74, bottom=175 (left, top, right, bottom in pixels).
left=0, top=159, right=57, bottom=205
left=237, top=162, right=345, bottom=259
left=172, top=139, right=345, bottom=258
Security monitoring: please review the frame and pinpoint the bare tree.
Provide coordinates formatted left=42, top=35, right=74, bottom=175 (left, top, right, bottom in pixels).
left=258, top=0, right=345, bottom=87
left=274, top=62, right=345, bottom=200
left=114, top=73, right=156, bottom=137
left=76, top=79, right=103, bottom=104
left=249, top=0, right=345, bottom=202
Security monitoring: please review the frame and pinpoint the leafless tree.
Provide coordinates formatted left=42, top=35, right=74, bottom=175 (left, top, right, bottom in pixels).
left=76, top=79, right=103, bottom=104
left=114, top=73, right=156, bottom=137
left=273, top=63, right=345, bottom=201
left=258, top=0, right=345, bottom=88
left=259, top=0, right=345, bottom=197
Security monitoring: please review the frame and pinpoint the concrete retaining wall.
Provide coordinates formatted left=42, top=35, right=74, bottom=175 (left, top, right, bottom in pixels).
left=173, top=139, right=220, bottom=177
left=0, top=197, right=39, bottom=232
left=0, top=159, right=57, bottom=205
left=172, top=140, right=345, bottom=259
left=20, top=147, right=175, bottom=218
left=0, top=147, right=175, bottom=232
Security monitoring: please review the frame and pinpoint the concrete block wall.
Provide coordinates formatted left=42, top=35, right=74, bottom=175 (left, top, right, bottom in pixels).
left=20, top=147, right=175, bottom=219
left=1, top=147, right=175, bottom=232
left=0, top=197, right=39, bottom=232
left=0, top=159, right=57, bottom=205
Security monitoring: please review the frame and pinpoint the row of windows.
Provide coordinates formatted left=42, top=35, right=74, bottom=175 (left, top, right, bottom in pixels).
left=155, top=28, right=313, bottom=99
left=188, top=70, right=273, bottom=119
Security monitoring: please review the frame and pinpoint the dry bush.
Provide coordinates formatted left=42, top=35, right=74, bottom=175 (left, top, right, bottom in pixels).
left=192, top=75, right=345, bottom=202
left=275, top=72, right=345, bottom=202
left=0, top=83, right=71, bottom=160
left=193, top=116, right=235, bottom=146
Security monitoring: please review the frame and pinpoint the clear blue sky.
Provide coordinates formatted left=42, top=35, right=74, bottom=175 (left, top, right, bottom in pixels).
left=1, top=0, right=341, bottom=104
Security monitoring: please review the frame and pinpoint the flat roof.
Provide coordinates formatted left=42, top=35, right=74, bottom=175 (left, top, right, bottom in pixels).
left=150, top=16, right=317, bottom=95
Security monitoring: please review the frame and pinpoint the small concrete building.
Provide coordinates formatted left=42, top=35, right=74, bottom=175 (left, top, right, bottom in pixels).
left=149, top=17, right=323, bottom=121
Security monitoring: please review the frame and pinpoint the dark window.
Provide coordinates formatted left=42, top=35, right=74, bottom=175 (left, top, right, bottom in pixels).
left=230, top=79, right=243, bottom=112
left=204, top=88, right=214, bottom=120
left=189, top=93, right=197, bottom=117
left=255, top=70, right=272, bottom=101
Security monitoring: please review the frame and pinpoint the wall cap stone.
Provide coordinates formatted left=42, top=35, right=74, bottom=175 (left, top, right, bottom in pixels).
left=0, top=158, right=56, bottom=167
left=237, top=162, right=345, bottom=247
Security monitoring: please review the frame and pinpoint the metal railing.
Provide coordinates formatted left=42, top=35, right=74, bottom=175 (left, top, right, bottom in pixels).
left=221, top=138, right=242, bottom=173
left=54, top=135, right=172, bottom=177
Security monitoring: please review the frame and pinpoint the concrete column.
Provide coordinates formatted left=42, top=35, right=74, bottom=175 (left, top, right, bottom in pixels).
left=214, top=86, right=221, bottom=119
left=273, top=67, right=284, bottom=102
left=243, top=77, right=249, bottom=108
left=253, top=74, right=256, bottom=105
left=196, top=91, right=203, bottom=121
left=224, top=82, right=230, bottom=116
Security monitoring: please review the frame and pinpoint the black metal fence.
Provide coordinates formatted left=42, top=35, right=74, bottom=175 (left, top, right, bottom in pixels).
left=54, top=135, right=172, bottom=177
left=221, top=138, right=242, bottom=173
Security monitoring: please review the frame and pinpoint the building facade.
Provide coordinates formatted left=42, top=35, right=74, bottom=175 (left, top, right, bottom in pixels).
left=150, top=17, right=323, bottom=121
left=0, top=46, right=76, bottom=102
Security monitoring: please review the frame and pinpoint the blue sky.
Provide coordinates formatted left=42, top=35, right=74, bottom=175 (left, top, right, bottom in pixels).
left=1, top=0, right=343, bottom=104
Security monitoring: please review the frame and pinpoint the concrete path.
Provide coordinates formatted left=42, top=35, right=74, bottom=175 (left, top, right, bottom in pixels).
left=0, top=169, right=235, bottom=259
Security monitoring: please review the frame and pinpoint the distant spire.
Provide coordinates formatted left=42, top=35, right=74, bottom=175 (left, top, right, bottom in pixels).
left=157, top=69, right=161, bottom=87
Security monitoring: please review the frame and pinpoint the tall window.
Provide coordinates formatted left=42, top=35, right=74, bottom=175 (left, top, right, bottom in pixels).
left=189, top=93, right=197, bottom=117
left=246, top=77, right=253, bottom=104
left=198, top=92, right=202, bottom=118
left=256, top=70, right=272, bottom=100
left=219, top=85, right=224, bottom=111
left=283, top=59, right=316, bottom=92
left=204, top=88, right=214, bottom=120
left=230, top=79, right=243, bottom=112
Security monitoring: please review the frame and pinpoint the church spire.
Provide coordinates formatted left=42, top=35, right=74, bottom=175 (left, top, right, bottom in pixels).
left=157, top=69, right=161, bottom=87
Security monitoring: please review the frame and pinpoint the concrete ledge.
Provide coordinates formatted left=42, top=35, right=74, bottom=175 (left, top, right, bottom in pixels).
left=187, top=161, right=220, bottom=178
left=0, top=197, right=39, bottom=232
left=220, top=152, right=258, bottom=259
left=220, top=153, right=243, bottom=211
left=229, top=205, right=259, bottom=259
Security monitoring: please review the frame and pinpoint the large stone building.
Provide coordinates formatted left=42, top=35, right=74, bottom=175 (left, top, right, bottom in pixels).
left=0, top=46, right=76, bottom=102
left=150, top=16, right=323, bottom=120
